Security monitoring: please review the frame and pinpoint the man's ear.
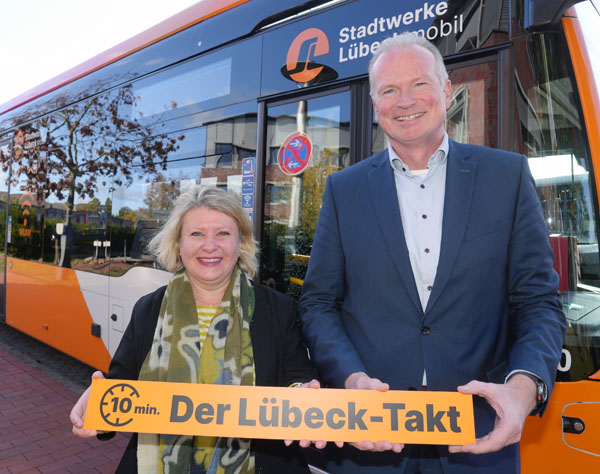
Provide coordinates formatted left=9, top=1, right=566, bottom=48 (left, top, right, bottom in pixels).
left=444, top=79, right=452, bottom=110
left=371, top=96, right=379, bottom=122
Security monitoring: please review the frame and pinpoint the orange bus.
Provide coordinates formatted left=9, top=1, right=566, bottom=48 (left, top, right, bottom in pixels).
left=0, top=0, right=598, bottom=470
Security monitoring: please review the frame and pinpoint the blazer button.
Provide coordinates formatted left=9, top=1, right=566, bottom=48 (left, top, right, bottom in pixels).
left=421, top=326, right=432, bottom=336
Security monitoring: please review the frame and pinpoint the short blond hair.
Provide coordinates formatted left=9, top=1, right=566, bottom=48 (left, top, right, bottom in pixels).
left=147, top=186, right=258, bottom=277
left=369, top=32, right=449, bottom=97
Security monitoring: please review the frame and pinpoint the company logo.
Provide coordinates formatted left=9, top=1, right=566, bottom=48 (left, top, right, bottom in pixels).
left=285, top=28, right=330, bottom=83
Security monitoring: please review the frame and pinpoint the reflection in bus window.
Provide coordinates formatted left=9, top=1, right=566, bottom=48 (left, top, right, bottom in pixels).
left=133, top=58, right=232, bottom=119
left=124, top=38, right=261, bottom=125
left=447, top=60, right=498, bottom=147
left=262, top=92, right=351, bottom=300
left=110, top=160, right=205, bottom=275
left=514, top=32, right=600, bottom=382
left=109, top=108, right=257, bottom=276
left=446, top=86, right=469, bottom=143
left=435, top=0, right=509, bottom=55
left=0, top=137, right=9, bottom=321
left=4, top=89, right=181, bottom=273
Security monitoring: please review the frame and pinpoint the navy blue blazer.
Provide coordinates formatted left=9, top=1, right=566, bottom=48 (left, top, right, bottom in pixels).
left=299, top=140, right=565, bottom=474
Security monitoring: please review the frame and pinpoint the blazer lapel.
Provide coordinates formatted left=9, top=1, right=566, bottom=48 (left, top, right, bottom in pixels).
left=368, top=151, right=422, bottom=313
left=426, top=141, right=476, bottom=314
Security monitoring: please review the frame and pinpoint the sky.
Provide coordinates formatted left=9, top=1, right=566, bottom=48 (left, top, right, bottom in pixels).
left=0, top=0, right=201, bottom=106
left=576, top=2, right=600, bottom=85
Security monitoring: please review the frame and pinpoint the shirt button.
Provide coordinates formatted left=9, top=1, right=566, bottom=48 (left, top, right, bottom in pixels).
left=422, top=214, right=427, bottom=219
left=427, top=285, right=433, bottom=291
left=424, top=248, right=430, bottom=253
left=420, top=184, right=425, bottom=189
left=421, top=326, right=432, bottom=336
left=402, top=167, right=406, bottom=172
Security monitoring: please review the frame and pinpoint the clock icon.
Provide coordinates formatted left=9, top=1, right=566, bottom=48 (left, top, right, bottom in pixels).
left=99, top=382, right=140, bottom=427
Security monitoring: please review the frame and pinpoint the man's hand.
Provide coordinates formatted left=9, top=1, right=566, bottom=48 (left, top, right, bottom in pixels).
left=448, top=374, right=537, bottom=454
left=344, top=371, right=389, bottom=391
left=283, top=379, right=344, bottom=450
left=343, top=372, right=404, bottom=453
left=70, top=371, right=105, bottom=438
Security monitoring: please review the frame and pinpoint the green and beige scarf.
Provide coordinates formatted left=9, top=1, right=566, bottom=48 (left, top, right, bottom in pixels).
left=137, top=266, right=255, bottom=474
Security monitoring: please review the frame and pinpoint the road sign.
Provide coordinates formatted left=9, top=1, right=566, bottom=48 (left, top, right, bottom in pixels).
left=277, top=132, right=312, bottom=176
left=242, top=193, right=253, bottom=209
left=242, top=176, right=254, bottom=194
left=242, top=157, right=255, bottom=176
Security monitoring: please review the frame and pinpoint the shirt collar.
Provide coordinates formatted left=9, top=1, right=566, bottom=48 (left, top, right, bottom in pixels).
left=388, top=132, right=449, bottom=178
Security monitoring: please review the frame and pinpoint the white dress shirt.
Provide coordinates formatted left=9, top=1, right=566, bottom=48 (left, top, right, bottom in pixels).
left=388, top=133, right=449, bottom=312
left=388, top=133, right=449, bottom=386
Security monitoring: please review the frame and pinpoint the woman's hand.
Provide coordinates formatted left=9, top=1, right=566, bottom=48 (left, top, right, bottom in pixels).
left=283, top=379, right=344, bottom=449
left=70, top=371, right=105, bottom=438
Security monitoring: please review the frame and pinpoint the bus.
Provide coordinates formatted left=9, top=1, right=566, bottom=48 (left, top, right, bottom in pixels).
left=0, top=0, right=598, bottom=470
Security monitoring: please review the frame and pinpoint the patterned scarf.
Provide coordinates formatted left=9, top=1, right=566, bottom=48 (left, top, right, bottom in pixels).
left=137, top=266, right=255, bottom=474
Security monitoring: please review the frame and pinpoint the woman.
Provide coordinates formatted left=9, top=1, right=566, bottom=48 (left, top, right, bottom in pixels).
left=70, top=186, right=319, bottom=473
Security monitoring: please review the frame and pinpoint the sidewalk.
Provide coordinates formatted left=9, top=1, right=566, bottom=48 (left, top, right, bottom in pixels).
left=0, top=341, right=130, bottom=473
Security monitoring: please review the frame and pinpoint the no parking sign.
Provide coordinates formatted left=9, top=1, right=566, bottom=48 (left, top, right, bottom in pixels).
left=277, top=131, right=312, bottom=176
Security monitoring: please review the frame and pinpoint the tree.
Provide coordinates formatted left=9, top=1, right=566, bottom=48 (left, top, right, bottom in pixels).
left=87, top=197, right=101, bottom=214
left=299, top=147, right=340, bottom=242
left=7, top=86, right=183, bottom=267
left=117, top=206, right=137, bottom=222
left=143, top=173, right=181, bottom=218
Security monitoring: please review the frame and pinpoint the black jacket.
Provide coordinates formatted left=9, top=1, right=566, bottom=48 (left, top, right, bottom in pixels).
left=107, top=282, right=318, bottom=473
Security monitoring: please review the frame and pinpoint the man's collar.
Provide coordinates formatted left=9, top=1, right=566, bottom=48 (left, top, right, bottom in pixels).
left=388, top=133, right=449, bottom=176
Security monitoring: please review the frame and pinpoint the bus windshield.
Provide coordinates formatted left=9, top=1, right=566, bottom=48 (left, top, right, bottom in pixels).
left=516, top=5, right=600, bottom=382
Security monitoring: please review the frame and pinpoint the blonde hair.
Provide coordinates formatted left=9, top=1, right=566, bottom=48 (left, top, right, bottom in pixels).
left=369, top=32, right=449, bottom=97
left=147, top=186, right=258, bottom=277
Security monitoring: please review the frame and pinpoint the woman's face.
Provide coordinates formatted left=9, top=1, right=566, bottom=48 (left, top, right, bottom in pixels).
left=179, top=206, right=241, bottom=292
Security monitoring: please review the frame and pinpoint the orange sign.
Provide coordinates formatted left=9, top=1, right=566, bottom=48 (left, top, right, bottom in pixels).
left=14, top=130, right=24, bottom=158
left=18, top=192, right=34, bottom=236
left=84, top=380, right=475, bottom=445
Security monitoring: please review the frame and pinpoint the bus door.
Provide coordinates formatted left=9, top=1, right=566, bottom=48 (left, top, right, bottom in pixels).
left=0, top=136, right=10, bottom=323
left=260, top=88, right=352, bottom=299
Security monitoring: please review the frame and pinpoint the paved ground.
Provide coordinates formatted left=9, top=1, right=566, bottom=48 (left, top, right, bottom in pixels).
left=0, top=324, right=130, bottom=473
left=0, top=324, right=95, bottom=391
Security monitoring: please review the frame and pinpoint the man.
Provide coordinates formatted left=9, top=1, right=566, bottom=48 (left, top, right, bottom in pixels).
left=299, top=32, right=565, bottom=474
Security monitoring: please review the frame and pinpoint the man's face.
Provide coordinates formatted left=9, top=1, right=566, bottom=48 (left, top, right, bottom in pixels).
left=371, top=45, right=451, bottom=154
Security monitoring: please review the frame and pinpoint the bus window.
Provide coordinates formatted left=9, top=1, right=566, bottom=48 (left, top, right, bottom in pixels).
left=5, top=88, right=182, bottom=274
left=7, top=124, right=47, bottom=265
left=6, top=119, right=112, bottom=272
left=447, top=59, right=499, bottom=148
left=0, top=136, right=9, bottom=321
left=513, top=30, right=600, bottom=382
left=261, top=90, right=351, bottom=300
left=109, top=103, right=258, bottom=277
left=125, top=37, right=261, bottom=125
left=7, top=173, right=111, bottom=273
left=109, top=157, right=207, bottom=272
